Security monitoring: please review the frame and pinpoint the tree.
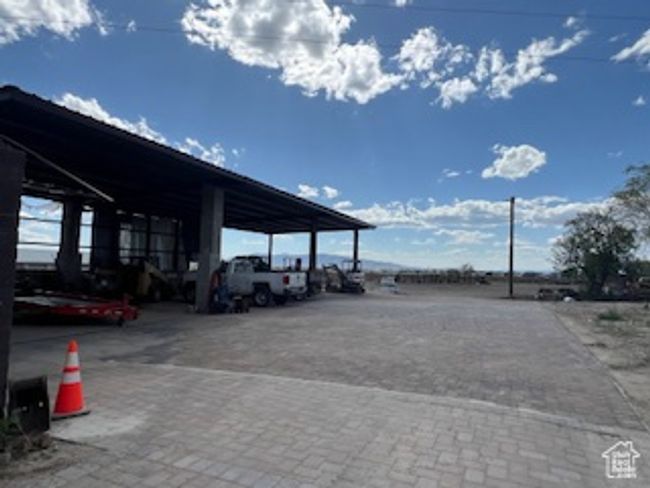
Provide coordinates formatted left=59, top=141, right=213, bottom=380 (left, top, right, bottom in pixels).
left=614, top=164, right=650, bottom=242
left=552, top=209, right=637, bottom=297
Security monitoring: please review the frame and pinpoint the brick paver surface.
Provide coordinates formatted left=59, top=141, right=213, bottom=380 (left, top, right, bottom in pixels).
left=6, top=292, right=649, bottom=486
left=6, top=362, right=650, bottom=488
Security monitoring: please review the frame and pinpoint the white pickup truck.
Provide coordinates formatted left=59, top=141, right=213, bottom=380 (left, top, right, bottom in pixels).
left=182, top=256, right=307, bottom=307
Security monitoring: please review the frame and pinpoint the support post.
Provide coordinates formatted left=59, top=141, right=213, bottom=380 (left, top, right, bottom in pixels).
left=508, top=196, right=515, bottom=298
left=144, top=215, right=152, bottom=261
left=267, top=234, right=273, bottom=269
left=172, top=220, right=180, bottom=272
left=90, top=204, right=120, bottom=270
left=352, top=229, right=359, bottom=272
left=0, top=143, right=25, bottom=416
left=196, top=185, right=224, bottom=313
left=309, top=225, right=317, bottom=271
left=55, top=197, right=83, bottom=287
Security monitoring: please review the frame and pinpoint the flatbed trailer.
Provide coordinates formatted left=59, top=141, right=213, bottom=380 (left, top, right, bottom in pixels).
left=14, top=293, right=138, bottom=325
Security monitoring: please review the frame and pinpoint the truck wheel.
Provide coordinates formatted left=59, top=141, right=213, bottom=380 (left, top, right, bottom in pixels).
left=273, top=295, right=288, bottom=306
left=253, top=286, right=272, bottom=307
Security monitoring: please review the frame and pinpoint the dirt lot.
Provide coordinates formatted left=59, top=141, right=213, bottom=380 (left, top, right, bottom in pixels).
left=553, top=300, right=650, bottom=428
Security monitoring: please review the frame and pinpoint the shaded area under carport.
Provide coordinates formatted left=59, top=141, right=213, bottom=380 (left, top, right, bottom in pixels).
left=0, top=85, right=373, bottom=413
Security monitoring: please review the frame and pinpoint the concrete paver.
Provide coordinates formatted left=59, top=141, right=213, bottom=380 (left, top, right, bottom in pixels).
left=6, top=362, right=650, bottom=487
left=5, top=292, right=650, bottom=486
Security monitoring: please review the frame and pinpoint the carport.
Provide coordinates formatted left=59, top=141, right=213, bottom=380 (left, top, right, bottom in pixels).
left=0, top=85, right=373, bottom=412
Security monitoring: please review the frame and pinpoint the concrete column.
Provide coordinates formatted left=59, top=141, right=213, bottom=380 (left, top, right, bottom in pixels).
left=56, top=198, right=83, bottom=287
left=91, top=204, right=120, bottom=270
left=352, top=229, right=359, bottom=272
left=267, top=234, right=273, bottom=269
left=309, top=225, right=318, bottom=271
left=0, top=143, right=25, bottom=415
left=196, top=185, right=224, bottom=313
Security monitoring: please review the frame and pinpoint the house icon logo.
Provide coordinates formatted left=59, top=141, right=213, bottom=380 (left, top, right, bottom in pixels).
left=602, top=440, right=640, bottom=479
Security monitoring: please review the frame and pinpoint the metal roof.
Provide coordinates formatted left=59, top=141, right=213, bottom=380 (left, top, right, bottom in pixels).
left=0, top=85, right=373, bottom=234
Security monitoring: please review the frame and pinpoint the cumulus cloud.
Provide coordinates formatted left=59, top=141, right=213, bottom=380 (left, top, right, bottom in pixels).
left=322, top=185, right=340, bottom=199
left=395, top=0, right=411, bottom=6
left=396, top=27, right=472, bottom=88
left=437, top=77, right=478, bottom=108
left=434, top=228, right=494, bottom=245
left=612, top=29, right=650, bottom=67
left=480, top=29, right=589, bottom=99
left=55, top=93, right=167, bottom=144
left=339, top=195, right=608, bottom=230
left=177, top=138, right=226, bottom=167
left=297, top=184, right=319, bottom=199
left=56, top=93, right=227, bottom=166
left=397, top=24, right=589, bottom=107
left=333, top=200, right=353, bottom=210
left=481, top=144, right=546, bottom=181
left=633, top=95, right=646, bottom=106
left=0, top=0, right=100, bottom=45
left=182, top=0, right=402, bottom=104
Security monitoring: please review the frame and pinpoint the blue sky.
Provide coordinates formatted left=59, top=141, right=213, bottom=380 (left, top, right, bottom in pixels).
left=4, top=0, right=650, bottom=270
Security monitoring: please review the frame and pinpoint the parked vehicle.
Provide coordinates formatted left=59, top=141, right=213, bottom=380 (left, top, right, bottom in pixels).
left=324, top=260, right=365, bottom=294
left=182, top=256, right=308, bottom=307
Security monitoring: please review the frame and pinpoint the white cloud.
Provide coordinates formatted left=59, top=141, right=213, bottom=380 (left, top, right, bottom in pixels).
left=563, top=16, right=583, bottom=30
left=55, top=93, right=167, bottom=144
left=397, top=24, right=588, bottom=106
left=481, top=144, right=547, bottom=181
left=126, top=20, right=137, bottom=33
left=0, top=0, right=98, bottom=45
left=612, top=29, right=650, bottom=67
left=437, top=76, right=478, bottom=108
left=182, top=0, right=402, bottom=104
left=340, top=195, right=607, bottom=230
left=481, top=29, right=589, bottom=99
left=441, top=168, right=461, bottom=179
left=56, top=93, right=227, bottom=166
left=333, top=200, right=353, bottom=210
left=633, top=95, right=646, bottom=106
left=395, top=0, right=411, bottom=6
left=177, top=138, right=226, bottom=167
left=396, top=27, right=472, bottom=88
left=434, top=228, right=494, bottom=245
left=607, top=150, right=624, bottom=159
left=297, top=184, right=319, bottom=199
left=322, top=185, right=340, bottom=199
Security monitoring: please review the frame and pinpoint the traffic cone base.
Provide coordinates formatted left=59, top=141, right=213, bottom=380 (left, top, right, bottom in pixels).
left=52, top=340, right=89, bottom=420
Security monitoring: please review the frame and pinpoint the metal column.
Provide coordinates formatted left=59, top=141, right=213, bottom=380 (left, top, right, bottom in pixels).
left=196, top=185, right=224, bottom=313
left=267, top=234, right=273, bottom=269
left=0, top=143, right=25, bottom=416
left=309, top=225, right=318, bottom=271
left=55, top=197, right=83, bottom=287
left=352, top=229, right=359, bottom=272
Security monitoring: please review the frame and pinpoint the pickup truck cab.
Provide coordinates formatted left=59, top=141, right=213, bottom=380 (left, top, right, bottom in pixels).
left=182, top=256, right=307, bottom=307
left=227, top=256, right=307, bottom=306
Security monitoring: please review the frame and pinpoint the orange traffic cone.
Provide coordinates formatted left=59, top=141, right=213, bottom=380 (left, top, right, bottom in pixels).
left=52, top=340, right=89, bottom=420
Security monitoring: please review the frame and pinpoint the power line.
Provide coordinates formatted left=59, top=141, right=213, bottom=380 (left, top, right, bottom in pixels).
left=331, top=0, right=650, bottom=23
left=0, top=12, right=641, bottom=65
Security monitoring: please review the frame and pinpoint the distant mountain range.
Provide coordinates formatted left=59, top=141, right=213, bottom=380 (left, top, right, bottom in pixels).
left=265, top=253, right=406, bottom=272
left=17, top=248, right=406, bottom=272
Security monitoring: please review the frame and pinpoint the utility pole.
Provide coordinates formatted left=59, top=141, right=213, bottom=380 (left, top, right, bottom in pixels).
left=508, top=196, right=515, bottom=298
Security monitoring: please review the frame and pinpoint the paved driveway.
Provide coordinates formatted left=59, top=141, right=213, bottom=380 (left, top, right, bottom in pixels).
left=94, top=292, right=641, bottom=429
left=6, top=291, right=649, bottom=487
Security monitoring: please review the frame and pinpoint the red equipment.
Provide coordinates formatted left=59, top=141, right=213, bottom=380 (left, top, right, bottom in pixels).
left=14, top=292, right=138, bottom=324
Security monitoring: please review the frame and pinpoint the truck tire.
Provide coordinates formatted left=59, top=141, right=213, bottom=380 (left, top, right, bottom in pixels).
left=273, top=295, right=288, bottom=306
left=253, top=286, right=272, bottom=307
